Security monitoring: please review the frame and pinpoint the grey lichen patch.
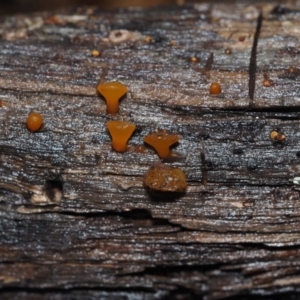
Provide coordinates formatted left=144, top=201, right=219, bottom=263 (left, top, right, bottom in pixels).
left=2, top=29, right=28, bottom=41
left=1, top=16, right=44, bottom=41
left=291, top=177, right=300, bottom=191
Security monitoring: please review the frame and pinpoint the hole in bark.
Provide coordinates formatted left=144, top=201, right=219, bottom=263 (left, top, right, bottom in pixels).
left=45, top=180, right=63, bottom=203
left=114, top=31, right=122, bottom=37
left=233, top=148, right=243, bottom=155
left=296, top=151, right=300, bottom=158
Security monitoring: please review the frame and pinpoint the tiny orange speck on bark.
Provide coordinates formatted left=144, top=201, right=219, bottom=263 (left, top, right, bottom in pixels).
left=263, top=79, right=273, bottom=87
left=189, top=56, right=199, bottom=63
left=91, top=49, right=100, bottom=57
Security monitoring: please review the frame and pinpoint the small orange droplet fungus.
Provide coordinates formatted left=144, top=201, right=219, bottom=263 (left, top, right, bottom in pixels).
left=189, top=56, right=199, bottom=63
left=209, top=82, right=221, bottom=95
left=170, top=40, right=177, bottom=46
left=145, top=36, right=153, bottom=43
left=107, top=120, right=136, bottom=152
left=97, top=82, right=128, bottom=114
left=225, top=48, right=232, bottom=54
left=26, top=112, right=43, bottom=132
left=143, top=131, right=179, bottom=159
left=91, top=49, right=100, bottom=57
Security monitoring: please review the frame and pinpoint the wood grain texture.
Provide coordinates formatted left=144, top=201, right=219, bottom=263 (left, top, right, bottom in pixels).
left=1, top=2, right=300, bottom=299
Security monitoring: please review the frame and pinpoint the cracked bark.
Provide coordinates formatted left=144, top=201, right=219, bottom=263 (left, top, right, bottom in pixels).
left=1, top=2, right=300, bottom=300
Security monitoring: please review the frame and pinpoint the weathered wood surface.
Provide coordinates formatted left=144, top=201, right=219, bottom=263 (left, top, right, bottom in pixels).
left=1, top=2, right=300, bottom=299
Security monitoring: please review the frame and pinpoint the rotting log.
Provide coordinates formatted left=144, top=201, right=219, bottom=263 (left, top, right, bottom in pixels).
left=1, top=2, right=300, bottom=300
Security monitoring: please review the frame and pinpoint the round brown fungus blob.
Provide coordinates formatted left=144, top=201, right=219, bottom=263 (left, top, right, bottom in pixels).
left=107, top=120, right=136, bottom=152
left=143, top=131, right=179, bottom=159
left=27, top=112, right=43, bottom=132
left=209, top=82, right=221, bottom=95
left=144, top=164, right=187, bottom=193
left=97, top=82, right=128, bottom=114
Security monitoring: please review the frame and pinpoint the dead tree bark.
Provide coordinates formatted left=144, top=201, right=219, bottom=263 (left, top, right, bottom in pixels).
left=1, top=2, right=300, bottom=299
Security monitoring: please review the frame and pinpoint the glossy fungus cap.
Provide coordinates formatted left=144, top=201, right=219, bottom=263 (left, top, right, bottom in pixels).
left=107, top=120, right=136, bottom=152
left=97, top=82, right=128, bottom=114
left=143, top=131, right=179, bottom=159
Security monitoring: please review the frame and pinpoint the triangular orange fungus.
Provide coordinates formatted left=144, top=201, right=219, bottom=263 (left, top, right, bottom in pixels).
left=143, top=131, right=179, bottom=159
left=97, top=82, right=128, bottom=114
left=107, top=121, right=136, bottom=152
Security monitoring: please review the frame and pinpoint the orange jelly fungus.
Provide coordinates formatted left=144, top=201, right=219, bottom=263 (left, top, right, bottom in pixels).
left=107, top=121, right=136, bottom=152
left=97, top=82, right=128, bottom=114
left=91, top=49, right=100, bottom=57
left=143, top=131, right=179, bottom=159
left=26, top=112, right=43, bottom=132
left=209, top=82, right=221, bottom=95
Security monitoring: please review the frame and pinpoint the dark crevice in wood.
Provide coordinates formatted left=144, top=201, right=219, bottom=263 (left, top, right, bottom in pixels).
left=136, top=264, right=222, bottom=276
left=271, top=5, right=300, bottom=15
left=0, top=286, right=157, bottom=294
left=205, top=52, right=214, bottom=75
left=59, top=209, right=185, bottom=228
left=235, top=243, right=300, bottom=251
left=203, top=109, right=300, bottom=120
left=146, top=190, right=186, bottom=202
left=200, top=137, right=208, bottom=186
left=228, top=292, right=300, bottom=300
left=44, top=179, right=63, bottom=202
left=248, top=12, right=263, bottom=108
left=157, top=103, right=300, bottom=119
left=0, top=87, right=96, bottom=98
left=161, top=289, right=200, bottom=300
